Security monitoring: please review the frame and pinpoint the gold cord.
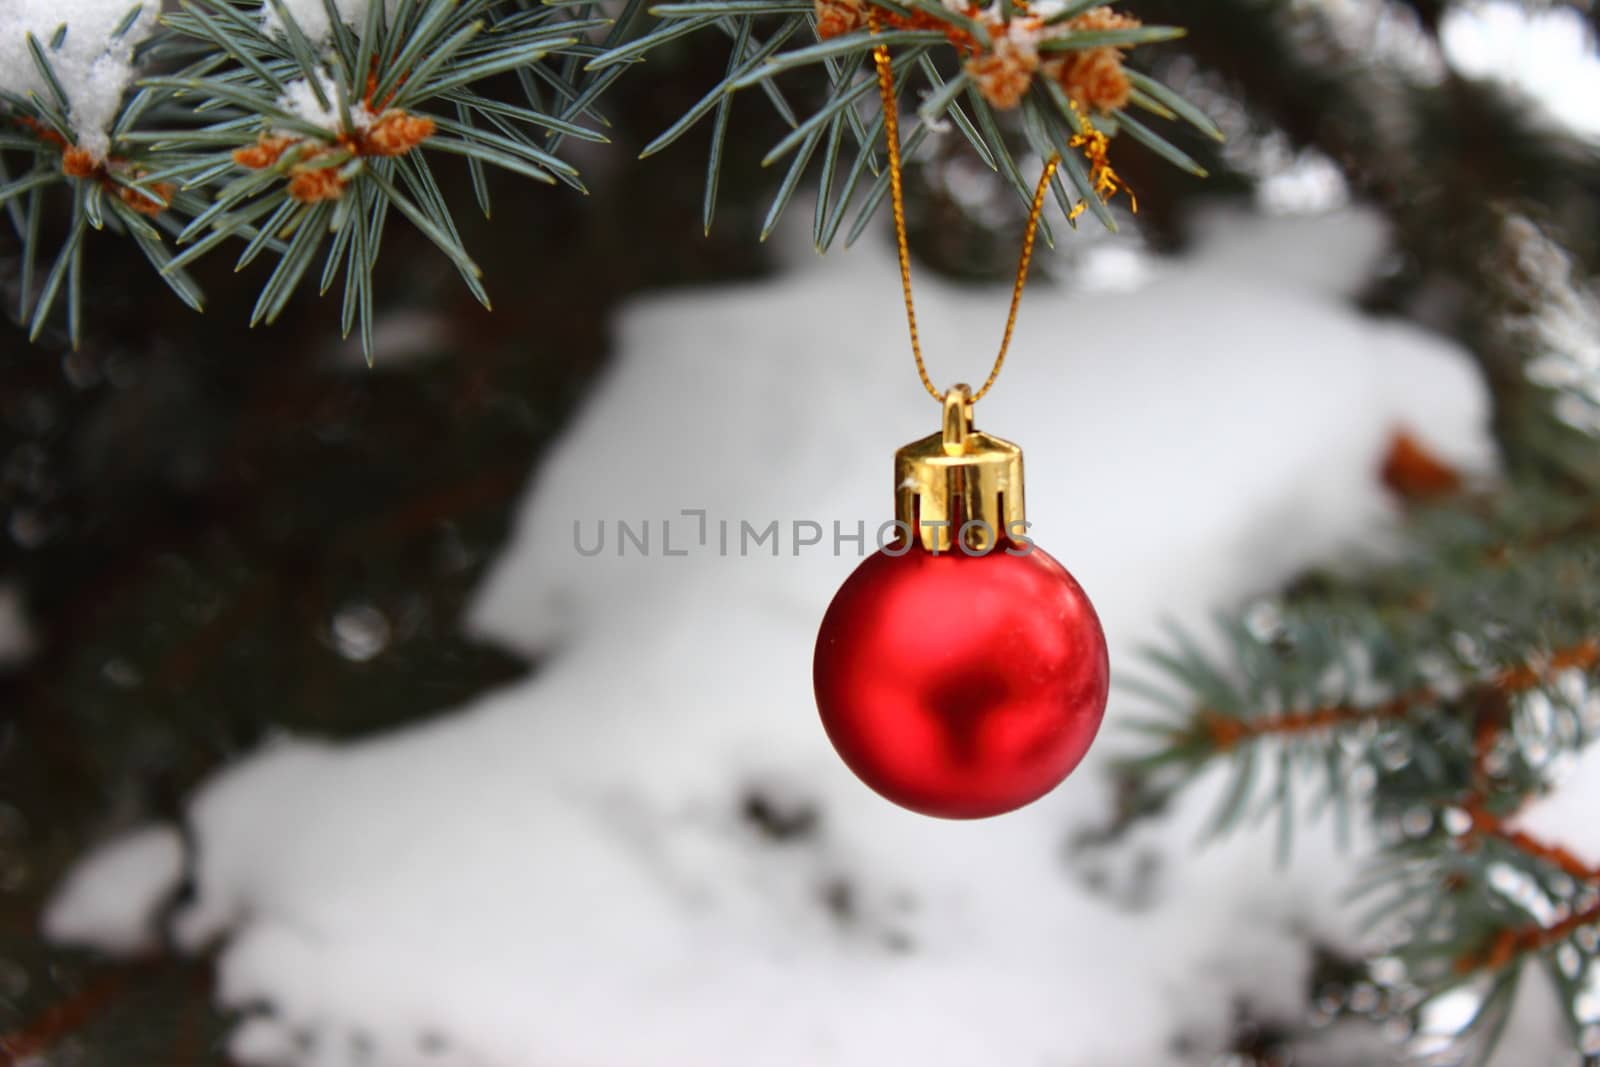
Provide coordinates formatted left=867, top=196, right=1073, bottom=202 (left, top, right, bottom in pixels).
left=867, top=9, right=1060, bottom=405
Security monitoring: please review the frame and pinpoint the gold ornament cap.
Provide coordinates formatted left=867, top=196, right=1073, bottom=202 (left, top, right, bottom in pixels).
left=894, top=385, right=1025, bottom=554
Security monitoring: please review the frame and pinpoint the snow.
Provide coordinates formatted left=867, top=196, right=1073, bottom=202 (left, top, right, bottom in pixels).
left=1309, top=0, right=1446, bottom=88
left=1506, top=214, right=1600, bottom=437
left=275, top=72, right=378, bottom=135
left=262, top=0, right=397, bottom=43
left=279, top=74, right=345, bottom=133
left=1514, top=731, right=1600, bottom=870
left=42, top=826, right=184, bottom=954
left=1256, top=149, right=1351, bottom=216
left=0, top=0, right=158, bottom=161
left=1441, top=1, right=1600, bottom=141
left=47, top=205, right=1556, bottom=1067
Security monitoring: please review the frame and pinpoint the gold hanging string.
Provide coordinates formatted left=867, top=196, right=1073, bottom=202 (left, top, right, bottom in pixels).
left=867, top=8, right=1060, bottom=405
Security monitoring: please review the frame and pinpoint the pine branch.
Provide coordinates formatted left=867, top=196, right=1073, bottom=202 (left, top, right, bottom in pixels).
left=1456, top=893, right=1600, bottom=975
left=1466, top=809, right=1600, bottom=886
left=1445, top=787, right=1600, bottom=977
left=1124, top=412, right=1600, bottom=1061
left=1195, top=639, right=1600, bottom=753
left=593, top=0, right=1210, bottom=247
left=1, top=7, right=203, bottom=345
left=131, top=0, right=608, bottom=359
left=4, top=0, right=1214, bottom=352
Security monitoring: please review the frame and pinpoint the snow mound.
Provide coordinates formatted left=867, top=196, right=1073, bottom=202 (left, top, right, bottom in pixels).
left=44, top=825, right=184, bottom=954
left=49, top=208, right=1509, bottom=1066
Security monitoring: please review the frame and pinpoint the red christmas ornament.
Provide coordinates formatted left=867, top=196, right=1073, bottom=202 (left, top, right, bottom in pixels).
left=813, top=388, right=1109, bottom=819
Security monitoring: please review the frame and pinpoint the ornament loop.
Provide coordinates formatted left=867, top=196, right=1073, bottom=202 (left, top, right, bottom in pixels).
left=895, top=390, right=1026, bottom=555
left=942, top=385, right=973, bottom=457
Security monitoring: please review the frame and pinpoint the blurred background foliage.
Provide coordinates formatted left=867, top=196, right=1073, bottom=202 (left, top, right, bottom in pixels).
left=3, top=0, right=1599, bottom=1063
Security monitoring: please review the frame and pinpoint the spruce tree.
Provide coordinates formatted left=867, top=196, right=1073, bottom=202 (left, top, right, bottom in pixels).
left=2, top=2, right=1598, bottom=1065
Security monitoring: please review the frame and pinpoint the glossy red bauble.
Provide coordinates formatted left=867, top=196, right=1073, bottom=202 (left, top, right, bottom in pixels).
left=813, top=543, right=1109, bottom=819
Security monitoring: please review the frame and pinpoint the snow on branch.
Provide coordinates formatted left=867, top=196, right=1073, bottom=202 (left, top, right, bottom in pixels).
left=0, top=1, right=157, bottom=162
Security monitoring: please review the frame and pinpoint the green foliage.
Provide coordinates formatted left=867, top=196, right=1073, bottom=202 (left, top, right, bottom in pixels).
left=1123, top=214, right=1600, bottom=1064
left=7, top=1, right=1600, bottom=1063
left=1095, top=3, right=1600, bottom=1055
left=0, top=0, right=1209, bottom=358
left=0, top=7, right=211, bottom=345
left=597, top=0, right=1211, bottom=245
left=140, top=0, right=608, bottom=354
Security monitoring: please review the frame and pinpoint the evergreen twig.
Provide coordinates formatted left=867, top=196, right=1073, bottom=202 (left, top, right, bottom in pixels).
left=1, top=0, right=1209, bottom=354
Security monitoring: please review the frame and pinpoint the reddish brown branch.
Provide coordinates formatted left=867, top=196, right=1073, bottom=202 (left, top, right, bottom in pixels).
left=1469, top=809, right=1600, bottom=882
left=1201, top=637, right=1600, bottom=977
left=1447, top=801, right=1600, bottom=973
left=1202, top=692, right=1413, bottom=750
left=1449, top=691, right=1600, bottom=973
left=1455, top=896, right=1600, bottom=974
left=0, top=969, right=128, bottom=1065
left=1202, top=639, right=1600, bottom=750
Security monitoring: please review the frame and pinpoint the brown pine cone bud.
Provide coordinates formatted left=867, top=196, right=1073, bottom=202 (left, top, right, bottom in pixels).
left=364, top=111, right=435, bottom=157
left=118, top=181, right=175, bottom=216
left=61, top=147, right=99, bottom=178
left=1059, top=46, right=1130, bottom=112
left=815, top=0, right=865, bottom=39
left=288, top=165, right=346, bottom=203
left=1066, top=5, right=1139, bottom=33
left=966, top=34, right=1040, bottom=110
left=233, top=136, right=295, bottom=170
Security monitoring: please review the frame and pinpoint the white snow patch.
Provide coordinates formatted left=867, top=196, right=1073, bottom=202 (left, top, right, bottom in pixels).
left=262, top=0, right=398, bottom=43
left=1483, top=965, right=1578, bottom=1066
left=1411, top=974, right=1573, bottom=1067
left=1257, top=148, right=1352, bottom=216
left=44, top=825, right=184, bottom=954
left=1305, top=0, right=1446, bottom=87
left=49, top=208, right=1507, bottom=1067
left=325, top=308, right=454, bottom=370
left=0, top=0, right=159, bottom=161
left=276, top=72, right=377, bottom=135
left=1442, top=1, right=1600, bottom=141
left=1072, top=241, right=1158, bottom=293
left=1513, top=737, right=1600, bottom=870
